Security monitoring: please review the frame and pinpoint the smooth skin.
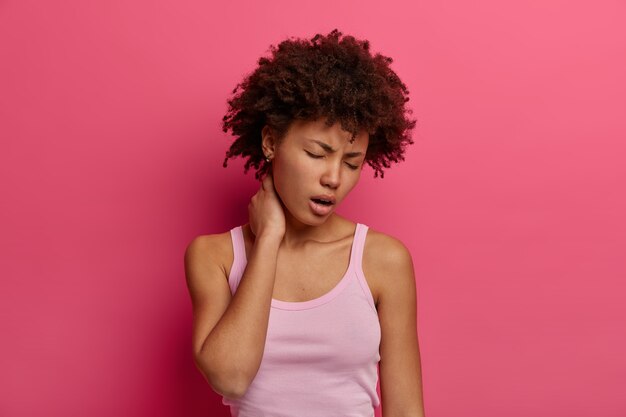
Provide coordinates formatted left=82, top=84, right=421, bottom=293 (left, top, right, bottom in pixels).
left=184, top=117, right=426, bottom=416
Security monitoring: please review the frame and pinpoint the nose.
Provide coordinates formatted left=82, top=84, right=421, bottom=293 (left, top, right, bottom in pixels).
left=321, top=162, right=340, bottom=189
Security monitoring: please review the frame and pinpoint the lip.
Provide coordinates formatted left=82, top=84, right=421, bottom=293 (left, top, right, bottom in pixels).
left=310, top=194, right=336, bottom=204
left=309, top=199, right=333, bottom=216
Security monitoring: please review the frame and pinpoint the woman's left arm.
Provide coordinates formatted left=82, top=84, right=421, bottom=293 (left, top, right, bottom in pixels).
left=372, top=235, right=426, bottom=417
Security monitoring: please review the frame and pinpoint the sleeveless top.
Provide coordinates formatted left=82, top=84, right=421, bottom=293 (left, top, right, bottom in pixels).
left=222, top=223, right=381, bottom=417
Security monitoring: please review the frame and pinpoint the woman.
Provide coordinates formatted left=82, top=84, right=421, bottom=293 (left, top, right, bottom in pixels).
left=185, top=29, right=425, bottom=417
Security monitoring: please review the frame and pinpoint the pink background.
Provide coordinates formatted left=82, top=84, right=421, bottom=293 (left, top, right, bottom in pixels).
left=1, top=0, right=624, bottom=416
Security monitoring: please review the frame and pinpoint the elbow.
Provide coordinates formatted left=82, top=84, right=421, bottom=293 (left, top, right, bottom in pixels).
left=213, top=376, right=249, bottom=400
left=219, top=384, right=248, bottom=400
left=193, top=354, right=250, bottom=399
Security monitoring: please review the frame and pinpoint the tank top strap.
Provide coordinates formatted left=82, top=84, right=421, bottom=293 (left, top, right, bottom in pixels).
left=352, top=223, right=369, bottom=271
left=352, top=223, right=377, bottom=311
left=228, top=226, right=246, bottom=294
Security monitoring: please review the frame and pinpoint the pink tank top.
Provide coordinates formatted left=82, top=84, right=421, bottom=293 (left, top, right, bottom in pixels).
left=222, top=223, right=381, bottom=417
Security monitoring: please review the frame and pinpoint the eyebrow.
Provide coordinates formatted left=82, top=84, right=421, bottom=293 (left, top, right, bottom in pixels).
left=306, top=139, right=364, bottom=158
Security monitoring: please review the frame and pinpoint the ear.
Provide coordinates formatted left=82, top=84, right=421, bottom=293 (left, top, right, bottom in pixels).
left=261, top=125, right=277, bottom=157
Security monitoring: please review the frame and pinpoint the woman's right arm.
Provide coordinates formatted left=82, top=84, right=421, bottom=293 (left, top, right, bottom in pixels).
left=184, top=231, right=281, bottom=399
left=185, top=169, right=285, bottom=399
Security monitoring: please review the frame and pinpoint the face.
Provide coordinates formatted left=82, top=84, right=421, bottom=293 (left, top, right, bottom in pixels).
left=261, top=117, right=369, bottom=226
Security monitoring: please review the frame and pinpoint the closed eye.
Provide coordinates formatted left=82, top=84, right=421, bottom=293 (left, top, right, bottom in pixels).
left=305, top=151, right=324, bottom=159
left=305, top=151, right=359, bottom=170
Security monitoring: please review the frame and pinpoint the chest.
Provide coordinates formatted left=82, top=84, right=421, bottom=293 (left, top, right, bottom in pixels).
left=271, top=244, right=354, bottom=302
left=263, top=296, right=381, bottom=368
left=232, top=228, right=382, bottom=306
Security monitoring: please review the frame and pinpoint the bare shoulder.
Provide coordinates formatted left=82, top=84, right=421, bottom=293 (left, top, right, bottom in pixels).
left=364, top=227, right=413, bottom=264
left=183, top=230, right=237, bottom=359
left=362, top=227, right=415, bottom=307
left=184, top=230, right=234, bottom=286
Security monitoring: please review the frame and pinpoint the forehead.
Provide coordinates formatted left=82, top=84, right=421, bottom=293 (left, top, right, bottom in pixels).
left=287, top=117, right=369, bottom=150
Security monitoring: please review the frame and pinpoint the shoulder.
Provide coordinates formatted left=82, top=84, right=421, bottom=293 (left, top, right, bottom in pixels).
left=363, top=226, right=412, bottom=265
left=362, top=226, right=415, bottom=306
left=184, top=229, right=234, bottom=283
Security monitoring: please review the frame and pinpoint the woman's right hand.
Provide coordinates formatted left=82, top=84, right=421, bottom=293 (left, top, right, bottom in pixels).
left=248, top=167, right=286, bottom=241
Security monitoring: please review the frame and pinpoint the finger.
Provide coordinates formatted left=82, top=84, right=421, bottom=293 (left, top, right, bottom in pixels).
left=262, top=173, right=272, bottom=190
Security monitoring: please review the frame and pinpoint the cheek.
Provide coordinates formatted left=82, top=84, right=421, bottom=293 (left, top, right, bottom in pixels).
left=272, top=159, right=306, bottom=200
left=276, top=156, right=311, bottom=182
left=340, top=172, right=362, bottom=196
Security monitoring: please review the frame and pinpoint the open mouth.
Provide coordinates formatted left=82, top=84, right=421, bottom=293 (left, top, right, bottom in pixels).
left=311, top=198, right=334, bottom=206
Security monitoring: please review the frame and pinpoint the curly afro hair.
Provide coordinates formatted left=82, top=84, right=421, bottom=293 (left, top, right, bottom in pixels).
left=221, top=28, right=417, bottom=180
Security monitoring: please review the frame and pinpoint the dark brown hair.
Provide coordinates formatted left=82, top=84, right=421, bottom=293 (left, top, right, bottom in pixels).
left=221, top=29, right=417, bottom=179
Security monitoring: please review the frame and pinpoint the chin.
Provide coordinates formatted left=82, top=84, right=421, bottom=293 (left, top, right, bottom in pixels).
left=289, top=208, right=329, bottom=227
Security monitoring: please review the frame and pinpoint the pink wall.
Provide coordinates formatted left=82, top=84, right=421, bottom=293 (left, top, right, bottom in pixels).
left=1, top=0, right=624, bottom=416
